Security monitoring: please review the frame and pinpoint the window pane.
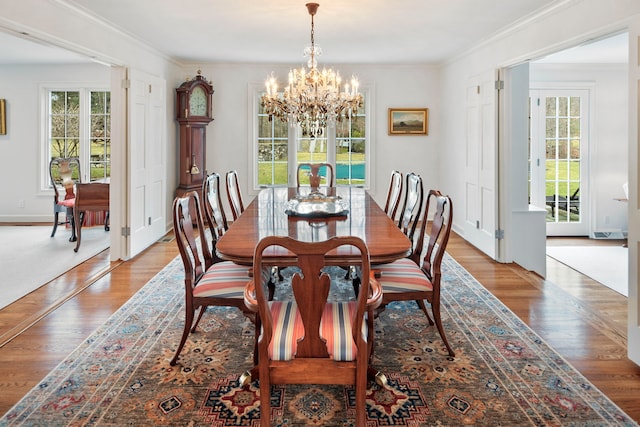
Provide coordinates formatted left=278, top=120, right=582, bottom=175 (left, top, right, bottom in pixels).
left=259, top=116, right=273, bottom=136
left=557, top=139, right=569, bottom=159
left=273, top=119, right=288, bottom=138
left=545, top=118, right=556, bottom=138
left=570, top=139, right=580, bottom=160
left=545, top=140, right=556, bottom=159
left=557, top=97, right=568, bottom=116
left=558, top=118, right=568, bottom=138
left=569, top=97, right=580, bottom=116
left=570, top=160, right=580, bottom=181
left=545, top=97, right=556, bottom=116
left=569, top=118, right=580, bottom=138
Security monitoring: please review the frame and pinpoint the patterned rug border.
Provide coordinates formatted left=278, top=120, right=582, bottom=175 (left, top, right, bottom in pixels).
left=440, top=255, right=634, bottom=425
left=1, top=253, right=637, bottom=426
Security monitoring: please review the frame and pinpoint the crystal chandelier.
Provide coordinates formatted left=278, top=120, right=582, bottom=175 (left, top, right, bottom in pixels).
left=261, top=3, right=362, bottom=138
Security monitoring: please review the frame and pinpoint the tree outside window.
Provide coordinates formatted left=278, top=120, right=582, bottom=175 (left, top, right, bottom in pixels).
left=47, top=88, right=110, bottom=186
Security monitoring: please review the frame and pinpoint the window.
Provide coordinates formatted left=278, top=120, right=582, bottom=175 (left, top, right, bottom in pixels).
left=257, top=102, right=289, bottom=186
left=335, top=107, right=366, bottom=186
left=44, top=87, right=110, bottom=189
left=254, top=88, right=369, bottom=189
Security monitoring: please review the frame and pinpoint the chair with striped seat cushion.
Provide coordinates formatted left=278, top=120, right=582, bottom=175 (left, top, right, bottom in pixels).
left=352, top=172, right=423, bottom=296
left=171, top=190, right=253, bottom=366
left=244, top=236, right=382, bottom=427
left=267, top=300, right=360, bottom=361
left=375, top=189, right=455, bottom=357
left=204, top=172, right=281, bottom=299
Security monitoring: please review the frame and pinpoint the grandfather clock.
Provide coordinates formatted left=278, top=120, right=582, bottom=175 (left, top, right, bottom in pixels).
left=175, top=71, right=214, bottom=197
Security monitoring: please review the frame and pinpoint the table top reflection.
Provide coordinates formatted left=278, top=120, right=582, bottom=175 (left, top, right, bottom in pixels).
left=216, top=186, right=411, bottom=266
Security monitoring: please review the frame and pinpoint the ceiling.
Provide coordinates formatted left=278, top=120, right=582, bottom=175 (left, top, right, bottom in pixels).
left=0, top=0, right=627, bottom=66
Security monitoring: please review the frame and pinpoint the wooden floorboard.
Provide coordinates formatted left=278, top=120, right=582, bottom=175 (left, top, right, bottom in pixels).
left=0, top=232, right=638, bottom=422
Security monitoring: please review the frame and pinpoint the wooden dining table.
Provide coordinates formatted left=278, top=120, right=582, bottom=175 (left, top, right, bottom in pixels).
left=217, top=186, right=411, bottom=387
left=216, top=186, right=412, bottom=266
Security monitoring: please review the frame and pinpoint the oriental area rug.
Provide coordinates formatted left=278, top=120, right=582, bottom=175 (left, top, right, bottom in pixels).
left=1, top=254, right=636, bottom=426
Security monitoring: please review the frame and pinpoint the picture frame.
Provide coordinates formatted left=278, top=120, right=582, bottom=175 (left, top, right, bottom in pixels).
left=388, top=108, right=428, bottom=135
left=0, top=99, right=5, bottom=135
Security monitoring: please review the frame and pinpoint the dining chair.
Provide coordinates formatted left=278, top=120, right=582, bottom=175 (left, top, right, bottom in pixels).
left=397, top=172, right=424, bottom=256
left=49, top=157, right=81, bottom=241
left=244, top=235, right=382, bottom=427
left=202, top=172, right=278, bottom=299
left=224, top=170, right=284, bottom=288
left=383, top=170, right=403, bottom=222
left=374, top=189, right=455, bottom=357
left=171, top=190, right=254, bottom=366
left=72, top=182, right=110, bottom=252
left=225, top=170, right=244, bottom=221
left=296, top=162, right=335, bottom=188
left=202, top=172, right=229, bottom=250
left=350, top=172, right=423, bottom=296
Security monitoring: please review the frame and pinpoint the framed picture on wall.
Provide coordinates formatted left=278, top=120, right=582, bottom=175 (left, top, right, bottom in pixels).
left=388, top=108, right=428, bottom=135
left=0, top=99, right=6, bottom=135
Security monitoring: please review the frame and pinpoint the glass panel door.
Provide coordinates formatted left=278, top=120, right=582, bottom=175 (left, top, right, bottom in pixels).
left=530, top=89, right=589, bottom=235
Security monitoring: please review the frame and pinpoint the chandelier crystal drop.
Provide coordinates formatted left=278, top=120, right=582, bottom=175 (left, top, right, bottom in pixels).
left=261, top=3, right=362, bottom=138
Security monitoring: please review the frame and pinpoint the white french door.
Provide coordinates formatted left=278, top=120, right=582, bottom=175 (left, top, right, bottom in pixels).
left=530, top=89, right=590, bottom=236
left=463, top=70, right=498, bottom=259
left=127, top=69, right=167, bottom=257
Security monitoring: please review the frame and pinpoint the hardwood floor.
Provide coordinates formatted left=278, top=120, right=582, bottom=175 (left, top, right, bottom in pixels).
left=0, top=232, right=638, bottom=422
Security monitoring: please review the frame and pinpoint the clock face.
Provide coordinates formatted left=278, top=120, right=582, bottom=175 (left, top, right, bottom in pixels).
left=189, top=86, right=208, bottom=117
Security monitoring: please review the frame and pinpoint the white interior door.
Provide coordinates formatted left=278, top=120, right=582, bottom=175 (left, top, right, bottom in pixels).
left=463, top=70, right=498, bottom=259
left=127, top=69, right=167, bottom=257
left=627, top=22, right=640, bottom=366
left=530, top=89, right=590, bottom=236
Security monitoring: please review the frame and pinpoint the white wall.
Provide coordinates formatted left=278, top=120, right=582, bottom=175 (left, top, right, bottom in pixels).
left=1, top=60, right=442, bottom=224
left=0, top=0, right=183, bottom=242
left=191, top=63, right=441, bottom=214
left=530, top=62, right=628, bottom=234
left=0, top=63, right=110, bottom=221
left=440, top=0, right=640, bottom=245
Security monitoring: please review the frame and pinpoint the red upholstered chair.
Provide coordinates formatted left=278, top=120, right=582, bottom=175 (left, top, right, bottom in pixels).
left=296, top=162, right=335, bottom=188
left=49, top=157, right=81, bottom=241
left=375, top=189, right=455, bottom=357
left=171, top=191, right=253, bottom=366
left=244, top=236, right=382, bottom=427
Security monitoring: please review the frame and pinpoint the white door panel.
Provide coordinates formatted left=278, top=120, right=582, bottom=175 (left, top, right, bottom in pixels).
left=127, top=69, right=166, bottom=257
left=464, top=71, right=498, bottom=259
